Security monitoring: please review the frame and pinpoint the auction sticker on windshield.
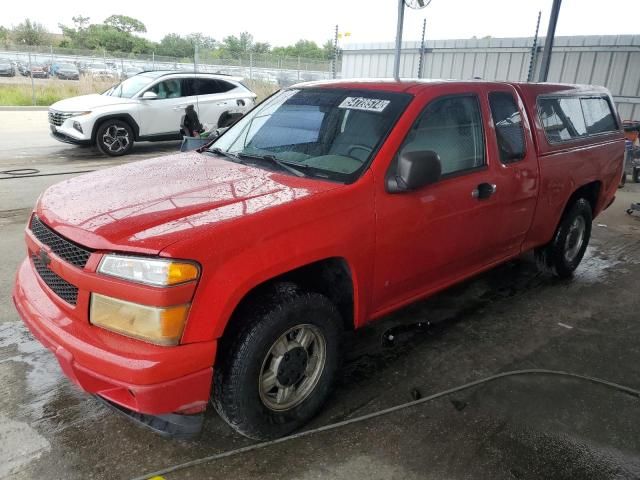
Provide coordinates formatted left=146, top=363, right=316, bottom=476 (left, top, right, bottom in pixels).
left=338, top=97, right=390, bottom=112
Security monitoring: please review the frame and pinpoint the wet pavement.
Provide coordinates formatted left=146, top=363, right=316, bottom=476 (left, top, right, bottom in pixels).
left=1, top=111, right=640, bottom=479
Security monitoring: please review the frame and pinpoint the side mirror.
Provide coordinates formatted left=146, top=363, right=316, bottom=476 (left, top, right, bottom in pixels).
left=387, top=150, right=442, bottom=193
left=141, top=91, right=158, bottom=100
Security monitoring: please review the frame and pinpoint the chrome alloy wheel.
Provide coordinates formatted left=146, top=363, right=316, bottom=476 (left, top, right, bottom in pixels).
left=564, top=215, right=586, bottom=263
left=102, top=124, right=130, bottom=154
left=259, top=324, right=327, bottom=411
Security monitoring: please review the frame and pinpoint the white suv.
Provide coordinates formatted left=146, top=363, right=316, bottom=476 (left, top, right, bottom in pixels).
left=48, top=71, right=257, bottom=156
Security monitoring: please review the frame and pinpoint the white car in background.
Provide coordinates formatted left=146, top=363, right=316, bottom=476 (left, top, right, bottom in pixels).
left=87, top=62, right=115, bottom=80
left=48, top=71, right=257, bottom=156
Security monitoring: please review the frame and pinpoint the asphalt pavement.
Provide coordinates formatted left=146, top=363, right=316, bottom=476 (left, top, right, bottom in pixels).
left=1, top=110, right=640, bottom=480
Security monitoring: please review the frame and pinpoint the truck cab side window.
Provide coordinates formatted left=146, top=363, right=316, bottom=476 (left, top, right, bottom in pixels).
left=489, top=92, right=526, bottom=164
left=400, top=95, right=485, bottom=176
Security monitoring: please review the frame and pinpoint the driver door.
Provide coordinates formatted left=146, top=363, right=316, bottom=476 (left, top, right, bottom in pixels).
left=371, top=88, right=506, bottom=313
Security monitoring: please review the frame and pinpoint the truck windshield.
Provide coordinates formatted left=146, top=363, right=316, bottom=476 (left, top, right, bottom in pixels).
left=210, top=88, right=411, bottom=182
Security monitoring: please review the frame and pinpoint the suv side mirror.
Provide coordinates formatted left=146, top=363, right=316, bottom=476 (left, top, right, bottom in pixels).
left=386, top=150, right=442, bottom=193
left=141, top=91, right=158, bottom=100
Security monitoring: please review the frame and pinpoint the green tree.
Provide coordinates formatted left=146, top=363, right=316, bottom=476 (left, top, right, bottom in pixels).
left=103, top=15, right=146, bottom=34
left=157, top=34, right=194, bottom=58
left=187, top=33, right=216, bottom=50
left=251, top=42, right=271, bottom=54
left=12, top=19, right=49, bottom=46
left=0, top=26, right=9, bottom=47
left=59, top=15, right=153, bottom=53
left=221, top=32, right=253, bottom=58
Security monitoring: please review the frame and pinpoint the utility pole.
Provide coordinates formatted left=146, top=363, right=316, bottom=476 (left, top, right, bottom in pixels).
left=538, top=0, right=562, bottom=82
left=194, top=42, right=199, bottom=73
left=332, top=25, right=339, bottom=79
left=527, top=11, right=542, bottom=82
left=393, top=0, right=405, bottom=80
left=28, top=51, right=35, bottom=106
left=417, top=18, right=427, bottom=78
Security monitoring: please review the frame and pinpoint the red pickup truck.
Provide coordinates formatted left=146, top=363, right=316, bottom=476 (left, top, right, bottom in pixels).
left=13, top=80, right=624, bottom=440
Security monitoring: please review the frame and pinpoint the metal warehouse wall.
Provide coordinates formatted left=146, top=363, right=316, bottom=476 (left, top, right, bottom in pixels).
left=341, top=35, right=640, bottom=120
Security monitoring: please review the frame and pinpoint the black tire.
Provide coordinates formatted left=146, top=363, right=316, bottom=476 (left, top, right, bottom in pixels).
left=95, top=119, right=134, bottom=157
left=535, top=198, right=592, bottom=279
left=633, top=167, right=640, bottom=183
left=213, top=282, right=342, bottom=440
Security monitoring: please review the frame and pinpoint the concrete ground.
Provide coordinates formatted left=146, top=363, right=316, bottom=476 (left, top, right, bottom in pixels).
left=1, top=110, right=640, bottom=480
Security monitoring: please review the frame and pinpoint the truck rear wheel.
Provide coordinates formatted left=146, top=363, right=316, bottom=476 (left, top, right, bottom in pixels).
left=535, top=198, right=592, bottom=279
left=212, top=283, right=342, bottom=440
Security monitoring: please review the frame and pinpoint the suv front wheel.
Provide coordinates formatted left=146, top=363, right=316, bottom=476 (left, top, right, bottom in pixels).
left=96, top=119, right=134, bottom=156
left=213, top=283, right=342, bottom=440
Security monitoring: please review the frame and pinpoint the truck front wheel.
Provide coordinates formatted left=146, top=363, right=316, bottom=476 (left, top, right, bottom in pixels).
left=212, top=283, right=342, bottom=440
left=535, top=198, right=592, bottom=279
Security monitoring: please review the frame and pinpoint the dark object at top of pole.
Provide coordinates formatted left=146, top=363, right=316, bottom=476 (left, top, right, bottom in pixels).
left=527, top=11, right=542, bottom=82
left=538, top=0, right=562, bottom=82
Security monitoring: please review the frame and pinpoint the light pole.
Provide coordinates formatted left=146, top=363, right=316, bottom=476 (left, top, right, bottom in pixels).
left=394, top=0, right=431, bottom=81
left=538, top=0, right=562, bottom=82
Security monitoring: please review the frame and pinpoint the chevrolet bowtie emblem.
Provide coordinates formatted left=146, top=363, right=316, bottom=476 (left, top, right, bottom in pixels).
left=39, top=249, right=51, bottom=266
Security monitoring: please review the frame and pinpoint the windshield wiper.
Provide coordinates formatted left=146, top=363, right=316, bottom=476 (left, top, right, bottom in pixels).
left=209, top=147, right=243, bottom=163
left=237, top=152, right=307, bottom=178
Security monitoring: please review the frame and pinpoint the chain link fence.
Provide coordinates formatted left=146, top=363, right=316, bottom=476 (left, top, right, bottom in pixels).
left=0, top=44, right=342, bottom=105
left=0, top=44, right=339, bottom=83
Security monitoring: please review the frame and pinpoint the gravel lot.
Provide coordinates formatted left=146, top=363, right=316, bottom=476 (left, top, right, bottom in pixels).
left=1, top=110, right=640, bottom=480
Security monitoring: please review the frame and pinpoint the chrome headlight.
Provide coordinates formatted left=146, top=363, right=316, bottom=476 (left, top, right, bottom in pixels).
left=97, top=254, right=200, bottom=286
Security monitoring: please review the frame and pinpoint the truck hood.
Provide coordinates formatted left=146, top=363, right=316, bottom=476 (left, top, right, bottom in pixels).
left=50, top=93, right=133, bottom=111
left=37, top=152, right=341, bottom=254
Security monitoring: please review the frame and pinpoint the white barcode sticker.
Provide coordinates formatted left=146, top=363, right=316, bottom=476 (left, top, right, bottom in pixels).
left=338, top=97, right=390, bottom=113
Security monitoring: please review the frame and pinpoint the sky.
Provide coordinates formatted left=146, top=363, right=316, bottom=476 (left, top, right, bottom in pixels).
left=2, top=0, right=633, bottom=47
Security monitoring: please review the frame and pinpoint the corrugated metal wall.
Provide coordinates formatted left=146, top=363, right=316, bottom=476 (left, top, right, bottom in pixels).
left=341, top=35, right=640, bottom=120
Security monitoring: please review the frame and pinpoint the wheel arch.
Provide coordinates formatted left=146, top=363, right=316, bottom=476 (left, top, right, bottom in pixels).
left=91, top=113, right=141, bottom=143
left=217, top=257, right=356, bottom=341
left=563, top=180, right=602, bottom=219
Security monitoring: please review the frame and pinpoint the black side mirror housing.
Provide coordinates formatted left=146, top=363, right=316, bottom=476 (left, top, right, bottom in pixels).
left=386, top=150, right=442, bottom=193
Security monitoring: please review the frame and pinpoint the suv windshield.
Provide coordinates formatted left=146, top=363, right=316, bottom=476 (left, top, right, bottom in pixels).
left=210, top=88, right=411, bottom=182
left=104, top=73, right=157, bottom=98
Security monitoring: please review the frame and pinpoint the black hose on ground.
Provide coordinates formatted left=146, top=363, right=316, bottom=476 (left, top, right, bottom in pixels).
left=130, top=369, right=640, bottom=480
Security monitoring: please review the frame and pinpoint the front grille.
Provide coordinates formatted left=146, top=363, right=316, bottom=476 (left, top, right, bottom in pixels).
left=48, top=110, right=74, bottom=127
left=30, top=216, right=92, bottom=268
left=32, top=254, right=79, bottom=305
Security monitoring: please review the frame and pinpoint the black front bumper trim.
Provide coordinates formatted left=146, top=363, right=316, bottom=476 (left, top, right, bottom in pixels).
left=95, top=396, right=204, bottom=440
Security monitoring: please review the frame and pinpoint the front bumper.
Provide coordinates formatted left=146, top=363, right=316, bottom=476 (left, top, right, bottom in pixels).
left=12, top=256, right=216, bottom=415
left=50, top=127, right=92, bottom=145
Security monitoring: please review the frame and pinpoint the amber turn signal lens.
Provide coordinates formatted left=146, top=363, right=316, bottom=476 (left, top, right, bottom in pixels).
left=90, top=293, right=189, bottom=346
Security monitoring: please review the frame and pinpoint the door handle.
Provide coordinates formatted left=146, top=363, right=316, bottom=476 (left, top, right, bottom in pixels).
left=472, top=183, right=497, bottom=200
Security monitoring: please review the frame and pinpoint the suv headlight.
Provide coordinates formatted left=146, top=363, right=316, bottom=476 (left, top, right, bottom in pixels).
left=98, top=254, right=200, bottom=286
left=68, top=111, right=92, bottom=117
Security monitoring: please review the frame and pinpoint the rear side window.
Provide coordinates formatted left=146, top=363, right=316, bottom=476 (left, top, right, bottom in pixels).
left=489, top=92, right=526, bottom=164
left=538, top=97, right=587, bottom=142
left=401, top=95, right=485, bottom=176
left=194, top=78, right=236, bottom=95
left=581, top=97, right=618, bottom=134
